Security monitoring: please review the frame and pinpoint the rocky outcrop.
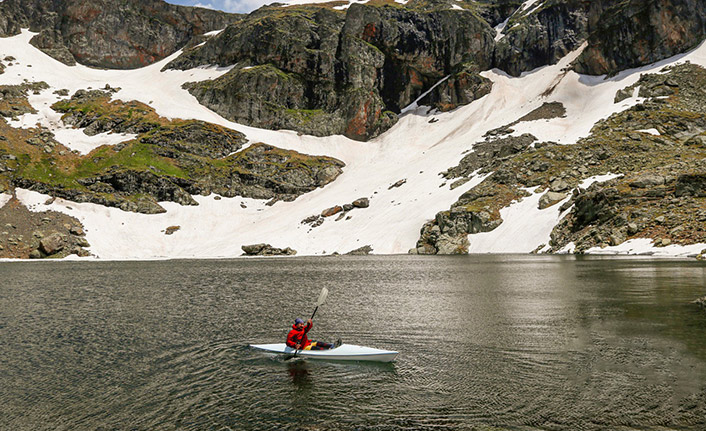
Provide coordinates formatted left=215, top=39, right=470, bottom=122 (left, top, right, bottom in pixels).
left=241, top=243, right=297, bottom=256
left=0, top=0, right=239, bottom=69
left=416, top=63, right=706, bottom=254
left=4, top=89, right=345, bottom=214
left=0, top=197, right=91, bottom=259
left=171, top=2, right=495, bottom=140
left=494, top=0, right=588, bottom=76
left=418, top=63, right=493, bottom=112
left=346, top=245, right=373, bottom=255
left=574, top=0, right=706, bottom=76
left=413, top=182, right=522, bottom=254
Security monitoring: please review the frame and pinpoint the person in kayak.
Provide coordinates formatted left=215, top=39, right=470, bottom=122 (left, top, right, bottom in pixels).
left=286, top=318, right=339, bottom=350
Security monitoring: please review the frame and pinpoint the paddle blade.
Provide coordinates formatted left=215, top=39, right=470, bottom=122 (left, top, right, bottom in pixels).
left=316, top=287, right=329, bottom=306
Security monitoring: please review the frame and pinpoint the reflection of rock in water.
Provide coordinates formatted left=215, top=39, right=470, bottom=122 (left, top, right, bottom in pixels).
left=288, top=360, right=311, bottom=386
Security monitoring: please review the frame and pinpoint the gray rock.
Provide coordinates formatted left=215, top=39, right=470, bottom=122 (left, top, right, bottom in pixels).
left=538, top=191, right=567, bottom=210
left=435, top=234, right=469, bottom=255
left=241, top=243, right=297, bottom=256
left=346, top=245, right=373, bottom=255
left=549, top=178, right=571, bottom=192
left=39, top=233, right=63, bottom=255
left=629, top=174, right=665, bottom=188
left=352, top=197, right=369, bottom=208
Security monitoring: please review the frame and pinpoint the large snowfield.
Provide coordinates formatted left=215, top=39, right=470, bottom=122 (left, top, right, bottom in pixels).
left=2, top=29, right=706, bottom=259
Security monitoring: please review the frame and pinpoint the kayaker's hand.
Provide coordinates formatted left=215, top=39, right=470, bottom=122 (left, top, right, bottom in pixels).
left=307, top=319, right=312, bottom=325
left=295, top=343, right=301, bottom=350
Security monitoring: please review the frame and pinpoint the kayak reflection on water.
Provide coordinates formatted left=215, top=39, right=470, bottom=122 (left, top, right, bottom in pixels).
left=287, top=360, right=311, bottom=386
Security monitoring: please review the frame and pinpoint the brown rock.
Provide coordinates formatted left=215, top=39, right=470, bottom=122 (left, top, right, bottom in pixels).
left=321, top=206, right=343, bottom=217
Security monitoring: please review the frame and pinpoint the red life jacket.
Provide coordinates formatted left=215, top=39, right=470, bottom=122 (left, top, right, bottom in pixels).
left=286, top=322, right=312, bottom=348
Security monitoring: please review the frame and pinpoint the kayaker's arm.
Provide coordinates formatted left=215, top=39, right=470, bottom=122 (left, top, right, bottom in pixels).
left=296, top=320, right=313, bottom=348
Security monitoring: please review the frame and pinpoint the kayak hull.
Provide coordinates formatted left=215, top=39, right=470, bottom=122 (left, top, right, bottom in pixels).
left=250, top=343, right=398, bottom=362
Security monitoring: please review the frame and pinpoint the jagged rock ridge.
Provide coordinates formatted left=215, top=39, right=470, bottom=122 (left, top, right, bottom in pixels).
left=0, top=0, right=240, bottom=69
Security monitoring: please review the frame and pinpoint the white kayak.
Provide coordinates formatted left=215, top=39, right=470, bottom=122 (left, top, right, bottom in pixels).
left=250, top=343, right=398, bottom=362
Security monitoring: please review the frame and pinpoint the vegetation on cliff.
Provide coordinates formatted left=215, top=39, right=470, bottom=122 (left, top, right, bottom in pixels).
left=414, top=63, right=706, bottom=254
left=0, top=88, right=345, bottom=215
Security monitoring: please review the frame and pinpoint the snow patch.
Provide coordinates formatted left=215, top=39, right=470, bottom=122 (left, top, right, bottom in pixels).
left=494, top=17, right=510, bottom=42
left=586, top=238, right=706, bottom=258
left=333, top=0, right=369, bottom=10
left=636, top=128, right=660, bottom=136
left=0, top=193, right=11, bottom=209
left=467, top=189, right=571, bottom=253
left=579, top=173, right=622, bottom=189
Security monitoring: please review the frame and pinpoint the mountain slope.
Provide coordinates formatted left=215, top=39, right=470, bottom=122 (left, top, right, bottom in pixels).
left=1, top=0, right=706, bottom=259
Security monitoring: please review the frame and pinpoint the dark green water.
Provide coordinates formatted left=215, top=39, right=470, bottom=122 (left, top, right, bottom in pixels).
left=1, top=255, right=705, bottom=430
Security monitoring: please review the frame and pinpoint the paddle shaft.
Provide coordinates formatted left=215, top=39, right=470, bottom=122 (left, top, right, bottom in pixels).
left=291, top=288, right=328, bottom=359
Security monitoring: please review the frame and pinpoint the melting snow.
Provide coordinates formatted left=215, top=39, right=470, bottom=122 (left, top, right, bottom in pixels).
left=637, top=128, right=660, bottom=136
left=467, top=189, right=571, bottom=253
left=2, top=30, right=706, bottom=259
left=586, top=238, right=706, bottom=257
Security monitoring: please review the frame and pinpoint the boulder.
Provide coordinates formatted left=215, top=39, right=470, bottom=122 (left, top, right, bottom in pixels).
left=435, top=234, right=469, bottom=255
left=241, top=243, right=267, bottom=255
left=549, top=178, right=570, bottom=192
left=538, top=191, right=567, bottom=210
left=39, top=232, right=63, bottom=255
left=629, top=174, right=665, bottom=188
left=321, top=206, right=343, bottom=217
left=241, top=243, right=297, bottom=256
left=352, top=197, right=369, bottom=208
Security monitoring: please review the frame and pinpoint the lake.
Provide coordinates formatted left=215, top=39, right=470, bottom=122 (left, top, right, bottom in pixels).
left=1, top=255, right=705, bottom=430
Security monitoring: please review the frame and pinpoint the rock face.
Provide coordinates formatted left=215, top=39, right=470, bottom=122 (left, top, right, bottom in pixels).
left=158, top=0, right=706, bottom=140
left=494, top=0, right=589, bottom=77
left=0, top=0, right=239, bottom=69
left=574, top=0, right=706, bottom=75
left=170, top=2, right=495, bottom=140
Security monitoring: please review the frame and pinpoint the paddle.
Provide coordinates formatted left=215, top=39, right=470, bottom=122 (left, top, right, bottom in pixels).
left=289, top=287, right=328, bottom=359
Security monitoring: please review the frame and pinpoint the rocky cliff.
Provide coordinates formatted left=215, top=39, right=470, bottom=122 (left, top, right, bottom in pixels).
left=164, top=0, right=706, bottom=140
left=574, top=0, right=706, bottom=75
left=0, top=0, right=239, bottom=69
left=169, top=1, right=496, bottom=140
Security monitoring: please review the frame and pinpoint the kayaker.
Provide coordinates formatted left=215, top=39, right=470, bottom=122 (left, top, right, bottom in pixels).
left=286, top=318, right=338, bottom=350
